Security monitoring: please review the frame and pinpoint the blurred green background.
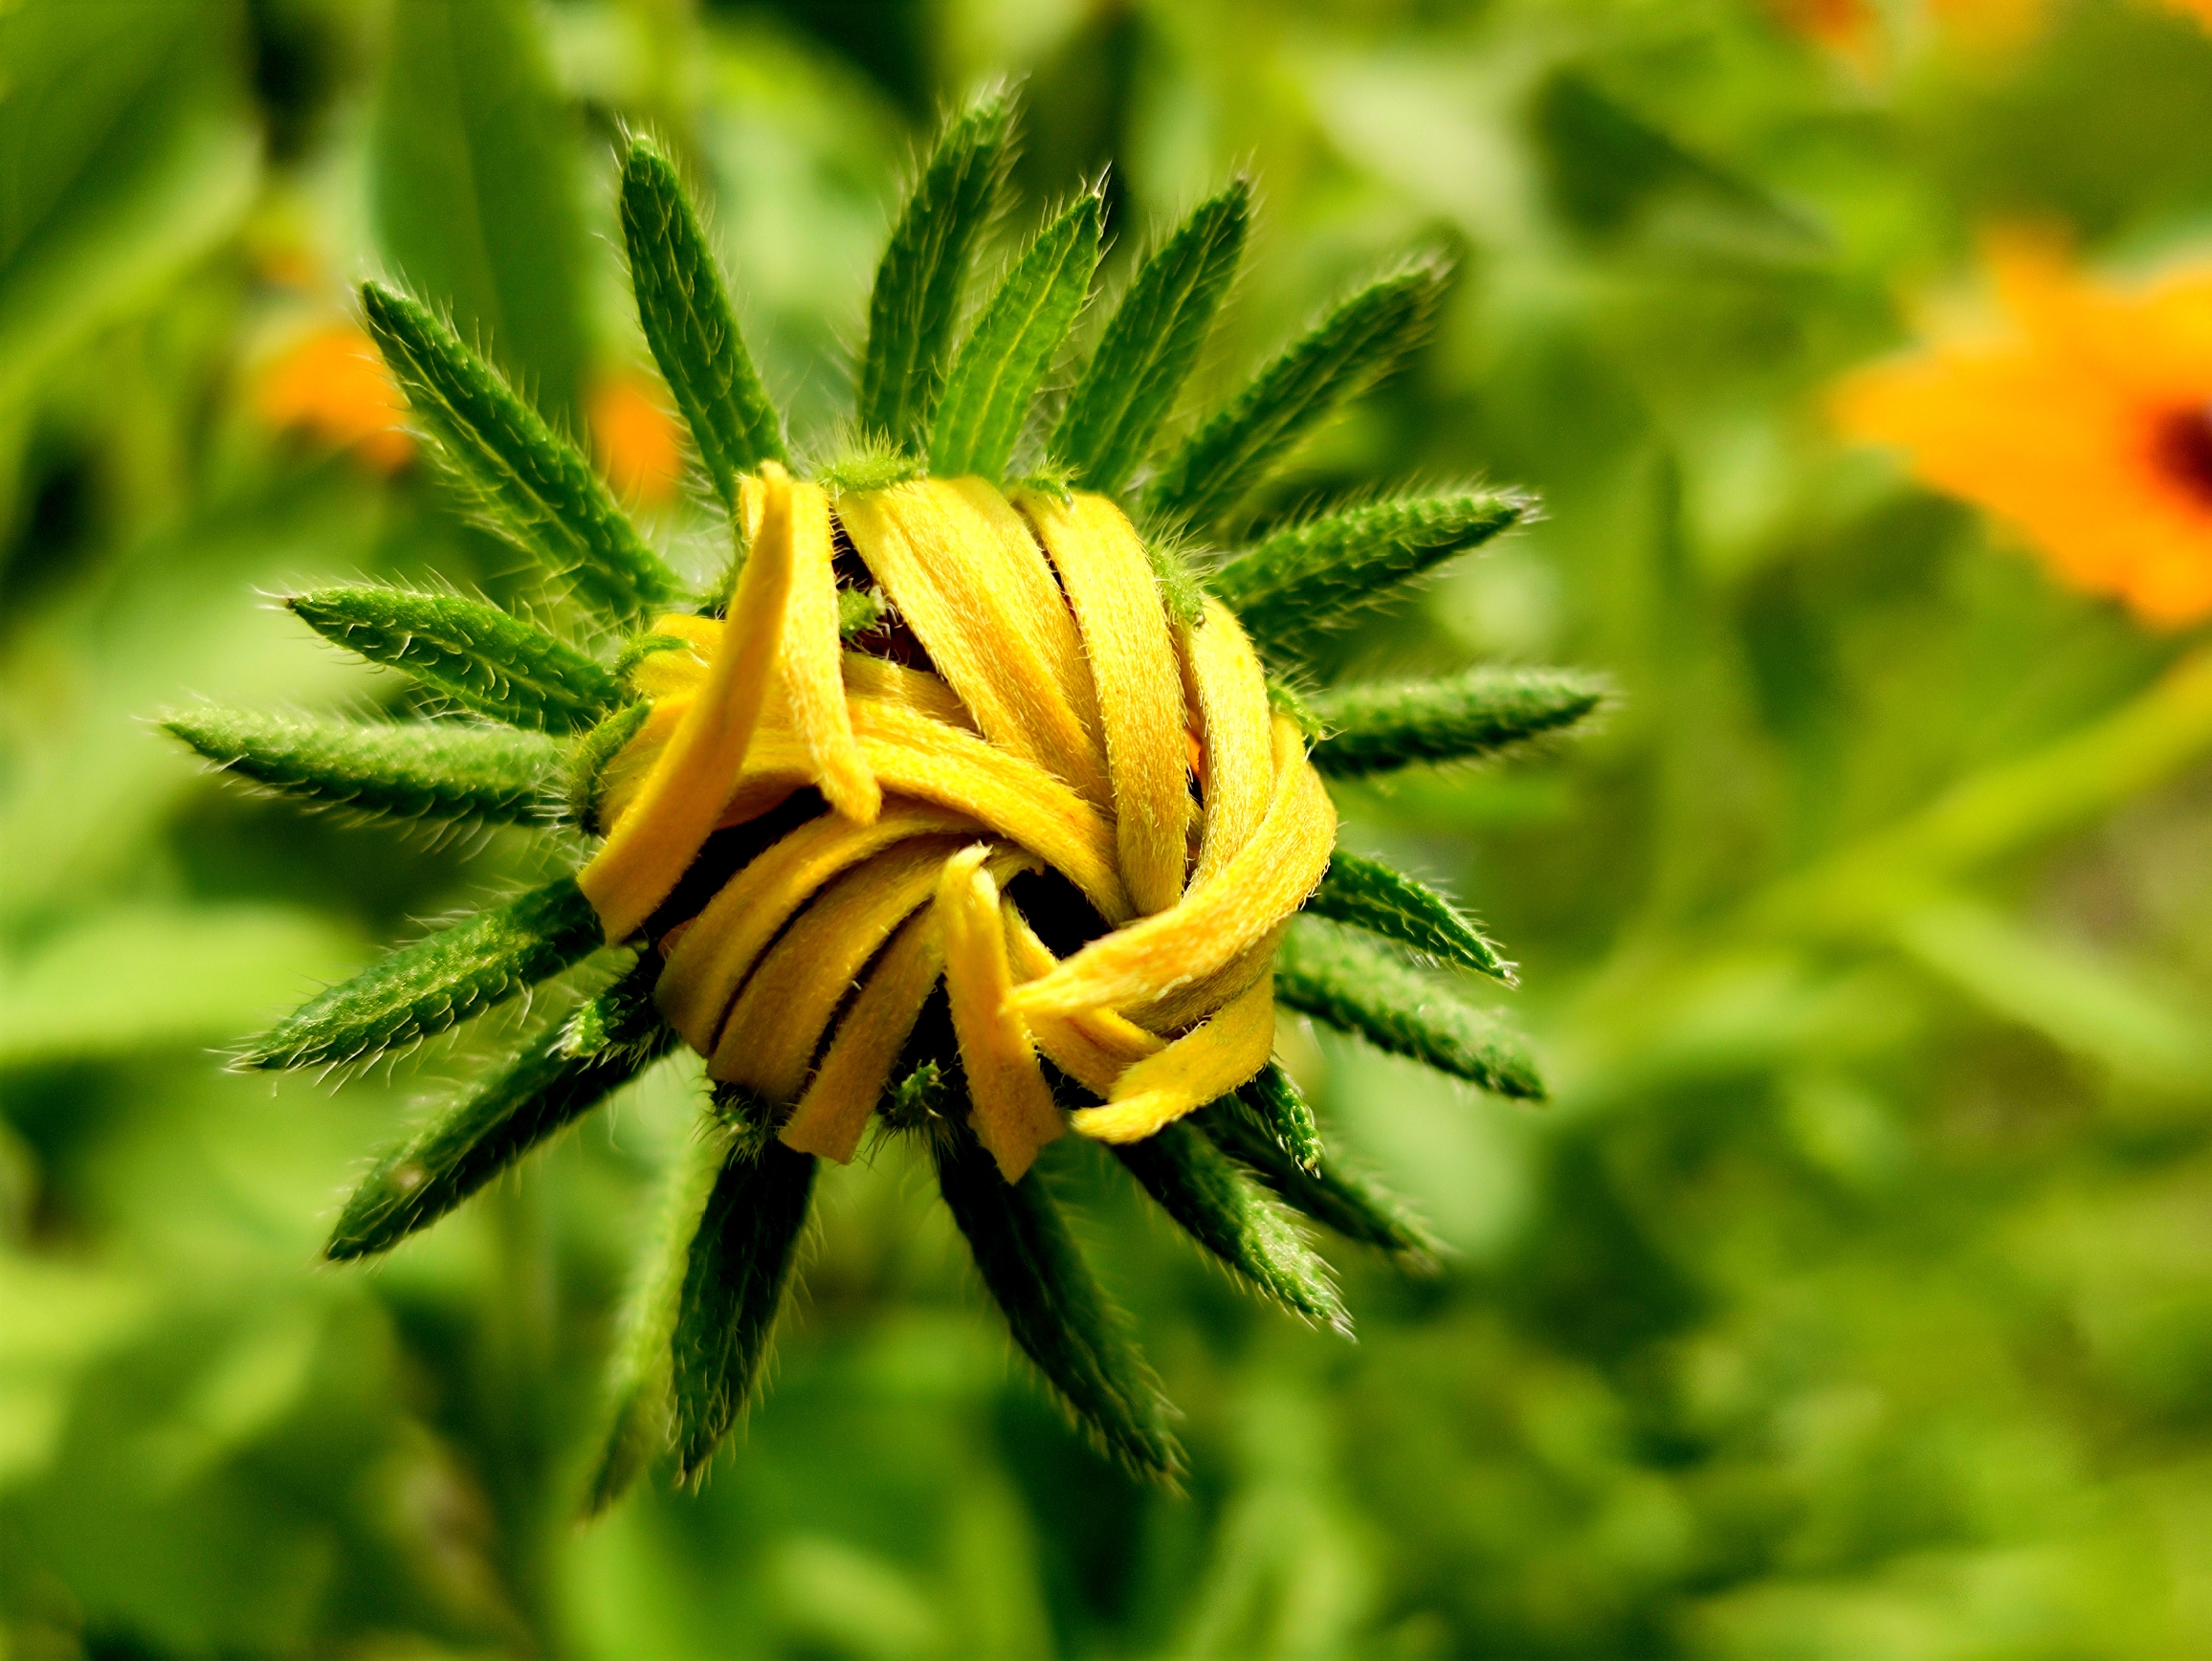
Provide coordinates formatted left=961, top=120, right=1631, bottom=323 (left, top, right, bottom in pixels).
left=10, top=0, right=2212, bottom=1654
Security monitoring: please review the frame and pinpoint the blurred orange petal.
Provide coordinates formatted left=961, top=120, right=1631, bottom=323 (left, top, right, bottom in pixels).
left=256, top=325, right=411, bottom=473
left=591, top=370, right=684, bottom=508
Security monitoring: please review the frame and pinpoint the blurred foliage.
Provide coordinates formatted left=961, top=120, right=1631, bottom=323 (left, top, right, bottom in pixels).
left=7, top=0, right=2212, bottom=1655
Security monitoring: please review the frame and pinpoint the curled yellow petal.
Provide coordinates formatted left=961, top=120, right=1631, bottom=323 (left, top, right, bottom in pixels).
left=711, top=834, right=975, bottom=1098
left=1000, top=900, right=1162, bottom=1096
left=1071, top=972, right=1276, bottom=1143
left=778, top=906, right=943, bottom=1164
left=1009, top=717, right=1334, bottom=1020
left=1183, top=599, right=1272, bottom=887
left=939, top=846, right=1065, bottom=1183
left=1020, top=489, right=1191, bottom=916
left=839, top=479, right=1109, bottom=804
left=581, top=462, right=797, bottom=941
left=778, top=479, right=881, bottom=823
left=655, top=800, right=980, bottom=1053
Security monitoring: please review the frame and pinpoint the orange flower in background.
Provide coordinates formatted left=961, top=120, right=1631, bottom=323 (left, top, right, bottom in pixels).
left=589, top=369, right=684, bottom=508
left=256, top=325, right=412, bottom=473
left=1835, top=237, right=2212, bottom=628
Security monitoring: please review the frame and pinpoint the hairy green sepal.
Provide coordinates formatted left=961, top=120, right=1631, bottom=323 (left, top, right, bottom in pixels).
left=1050, top=180, right=1250, bottom=496
left=239, top=875, right=603, bottom=1070
left=1144, top=259, right=1451, bottom=534
left=930, top=193, right=1100, bottom=480
left=858, top=96, right=1014, bottom=450
left=1112, top=1120, right=1347, bottom=1333
left=933, top=1123, right=1183, bottom=1483
left=1275, top=920, right=1543, bottom=1100
left=166, top=706, right=563, bottom=826
left=1214, top=491, right=1526, bottom=662
left=620, top=138, right=786, bottom=507
left=1309, top=849, right=1514, bottom=983
left=362, top=281, right=682, bottom=624
left=1203, top=1097, right=1445, bottom=1270
left=1235, top=1061, right=1325, bottom=1173
left=327, top=962, right=675, bottom=1260
left=288, top=585, right=620, bottom=732
left=1308, top=668, right=1604, bottom=777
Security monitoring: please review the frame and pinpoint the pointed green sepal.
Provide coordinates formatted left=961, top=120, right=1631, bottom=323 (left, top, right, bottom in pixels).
left=1112, top=1119, right=1348, bottom=1334
left=668, top=1138, right=816, bottom=1483
left=1201, top=1097, right=1445, bottom=1270
left=568, top=699, right=652, bottom=833
left=326, top=961, right=675, bottom=1261
left=1143, top=258, right=1452, bottom=534
left=620, top=137, right=786, bottom=507
left=1308, top=849, right=1514, bottom=984
left=929, top=192, right=1101, bottom=480
left=933, top=1121, right=1183, bottom=1484
left=857, top=94, right=1015, bottom=450
left=237, top=875, right=603, bottom=1070
left=1275, top=919, right=1543, bottom=1100
left=1234, top=1061, right=1324, bottom=1174
left=287, top=585, right=620, bottom=732
left=1213, top=491, right=1527, bottom=662
left=1308, top=667, right=1604, bottom=777
left=361, top=281, right=683, bottom=624
left=1050, top=180, right=1250, bottom=496
left=165, top=707, right=564, bottom=827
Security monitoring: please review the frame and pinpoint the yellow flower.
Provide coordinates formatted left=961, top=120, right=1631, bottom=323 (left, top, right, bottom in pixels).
left=1834, top=236, right=2212, bottom=627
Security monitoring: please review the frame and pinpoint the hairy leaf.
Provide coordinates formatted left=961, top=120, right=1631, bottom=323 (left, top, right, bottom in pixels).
left=238, top=875, right=603, bottom=1070
left=1275, top=920, right=1543, bottom=1099
left=620, top=137, right=785, bottom=507
left=327, top=962, right=675, bottom=1260
left=1051, top=180, right=1250, bottom=496
left=930, top=192, right=1100, bottom=479
left=857, top=95, right=1014, bottom=449
left=362, top=281, right=682, bottom=624
left=166, top=706, right=563, bottom=826
left=1308, top=849, right=1513, bottom=983
left=1309, top=668, right=1604, bottom=777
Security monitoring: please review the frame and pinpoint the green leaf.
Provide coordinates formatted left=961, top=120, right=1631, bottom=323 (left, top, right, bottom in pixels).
left=1235, top=1061, right=1324, bottom=1173
left=929, top=193, right=1101, bottom=480
left=362, top=282, right=682, bottom=626
left=1307, top=850, right=1514, bottom=984
left=620, top=137, right=786, bottom=508
left=1213, top=491, right=1528, bottom=663
left=287, top=585, right=620, bottom=733
left=933, top=1122, right=1183, bottom=1484
left=369, top=0, right=592, bottom=419
left=857, top=95, right=1015, bottom=450
left=1050, top=180, right=1250, bottom=496
left=1308, top=668, right=1604, bottom=778
left=1275, top=920, right=1543, bottom=1100
left=1112, top=1120, right=1347, bottom=1333
left=238, top=876, right=603, bottom=1071
left=1143, top=258, right=1451, bottom=534
left=164, top=707, right=564, bottom=826
left=1201, top=1098, right=1444, bottom=1270
left=669, top=1140, right=816, bottom=1483
left=326, top=962, right=675, bottom=1261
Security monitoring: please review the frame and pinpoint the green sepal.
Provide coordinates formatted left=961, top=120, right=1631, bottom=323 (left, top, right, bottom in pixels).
left=1202, top=1097, right=1445, bottom=1270
left=361, top=281, right=683, bottom=625
left=1051, top=180, right=1250, bottom=496
left=620, top=137, right=786, bottom=507
left=669, top=1139, right=816, bottom=1483
left=568, top=700, right=652, bottom=833
left=237, top=875, right=604, bottom=1071
left=1213, top=491, right=1527, bottom=663
left=837, top=586, right=885, bottom=638
left=1235, top=1060, right=1325, bottom=1173
left=1143, top=258, right=1452, bottom=535
left=930, top=192, right=1100, bottom=480
left=325, top=960, right=675, bottom=1261
left=165, top=707, right=564, bottom=827
left=287, top=585, right=620, bottom=732
left=857, top=94, right=1015, bottom=450
left=1307, top=667, right=1604, bottom=777
left=1112, top=1120, right=1348, bottom=1334
left=1308, top=849, right=1514, bottom=984
left=1274, top=919, right=1543, bottom=1100
left=932, top=1121, right=1183, bottom=1485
